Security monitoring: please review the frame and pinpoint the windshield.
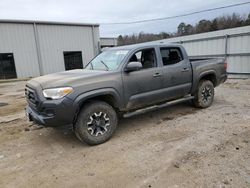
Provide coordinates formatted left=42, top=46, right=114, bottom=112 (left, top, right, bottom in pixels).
left=85, top=50, right=129, bottom=71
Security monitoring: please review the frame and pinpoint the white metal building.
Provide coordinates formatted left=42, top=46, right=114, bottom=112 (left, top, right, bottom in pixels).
left=1, top=20, right=249, bottom=79
left=100, top=37, right=118, bottom=49
left=147, top=26, right=250, bottom=75
left=0, top=20, right=100, bottom=79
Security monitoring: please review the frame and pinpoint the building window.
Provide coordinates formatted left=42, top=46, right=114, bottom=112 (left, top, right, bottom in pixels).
left=0, top=53, right=17, bottom=79
left=63, top=51, right=83, bottom=70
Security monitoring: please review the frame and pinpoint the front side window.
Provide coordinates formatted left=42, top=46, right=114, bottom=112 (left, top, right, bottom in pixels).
left=85, top=50, right=129, bottom=71
left=128, top=48, right=157, bottom=69
left=160, top=48, right=183, bottom=66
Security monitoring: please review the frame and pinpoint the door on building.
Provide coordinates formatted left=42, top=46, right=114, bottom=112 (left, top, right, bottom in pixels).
left=63, top=51, right=83, bottom=70
left=0, top=53, right=17, bottom=79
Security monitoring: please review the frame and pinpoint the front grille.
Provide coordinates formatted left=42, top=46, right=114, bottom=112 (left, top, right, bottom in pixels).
left=25, top=87, right=39, bottom=107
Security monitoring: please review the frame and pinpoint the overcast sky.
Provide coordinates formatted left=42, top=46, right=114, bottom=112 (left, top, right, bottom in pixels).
left=0, top=0, right=249, bottom=37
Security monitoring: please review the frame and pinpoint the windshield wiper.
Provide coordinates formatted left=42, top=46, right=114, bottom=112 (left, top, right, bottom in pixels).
left=90, top=62, right=94, bottom=70
left=100, top=60, right=109, bottom=71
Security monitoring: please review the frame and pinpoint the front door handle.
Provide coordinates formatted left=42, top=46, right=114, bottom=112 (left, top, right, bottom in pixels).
left=153, top=72, right=162, bottom=77
left=181, top=68, right=190, bottom=72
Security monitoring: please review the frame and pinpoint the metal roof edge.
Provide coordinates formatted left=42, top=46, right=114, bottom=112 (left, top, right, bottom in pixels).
left=0, top=19, right=99, bottom=27
left=150, top=25, right=250, bottom=44
left=100, top=37, right=117, bottom=39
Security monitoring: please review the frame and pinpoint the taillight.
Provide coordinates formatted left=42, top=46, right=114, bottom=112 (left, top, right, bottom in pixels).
left=224, top=60, right=227, bottom=70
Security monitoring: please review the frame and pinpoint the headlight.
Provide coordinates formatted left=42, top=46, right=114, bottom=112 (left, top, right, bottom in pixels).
left=42, top=87, right=73, bottom=99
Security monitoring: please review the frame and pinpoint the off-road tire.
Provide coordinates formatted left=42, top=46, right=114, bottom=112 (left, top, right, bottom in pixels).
left=193, top=80, right=214, bottom=108
left=74, top=101, right=118, bottom=145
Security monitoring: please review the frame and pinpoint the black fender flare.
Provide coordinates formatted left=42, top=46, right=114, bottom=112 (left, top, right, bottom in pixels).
left=72, top=88, right=123, bottom=112
left=192, top=70, right=217, bottom=94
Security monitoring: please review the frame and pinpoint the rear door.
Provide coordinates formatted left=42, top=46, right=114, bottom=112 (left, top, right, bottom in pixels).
left=122, top=48, right=163, bottom=110
left=159, top=47, right=192, bottom=100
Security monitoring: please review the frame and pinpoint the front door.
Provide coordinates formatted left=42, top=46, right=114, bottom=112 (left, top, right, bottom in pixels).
left=122, top=48, right=163, bottom=110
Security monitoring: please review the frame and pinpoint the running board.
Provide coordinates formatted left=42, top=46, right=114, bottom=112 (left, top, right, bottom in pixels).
left=123, top=95, right=194, bottom=118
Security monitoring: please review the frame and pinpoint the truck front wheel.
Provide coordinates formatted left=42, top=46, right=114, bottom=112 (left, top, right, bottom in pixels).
left=193, top=80, right=214, bottom=108
left=74, top=101, right=118, bottom=145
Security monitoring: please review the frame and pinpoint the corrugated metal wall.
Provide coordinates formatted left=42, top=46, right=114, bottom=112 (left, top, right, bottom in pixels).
left=100, top=38, right=118, bottom=48
left=0, top=22, right=100, bottom=78
left=37, top=24, right=99, bottom=75
left=0, top=23, right=40, bottom=78
left=149, top=26, right=250, bottom=74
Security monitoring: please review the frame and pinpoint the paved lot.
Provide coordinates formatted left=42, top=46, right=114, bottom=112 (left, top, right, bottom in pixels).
left=0, top=79, right=249, bottom=188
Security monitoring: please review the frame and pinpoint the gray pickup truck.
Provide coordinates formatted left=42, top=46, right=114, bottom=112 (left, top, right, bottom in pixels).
left=25, top=43, right=227, bottom=145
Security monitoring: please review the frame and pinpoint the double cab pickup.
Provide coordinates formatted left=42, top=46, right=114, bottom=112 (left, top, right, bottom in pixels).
left=25, top=43, right=227, bottom=145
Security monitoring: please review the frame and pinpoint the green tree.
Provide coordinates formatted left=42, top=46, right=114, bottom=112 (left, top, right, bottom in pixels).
left=117, top=35, right=124, bottom=46
left=195, top=20, right=212, bottom=33
left=210, top=19, right=218, bottom=31
left=177, top=22, right=186, bottom=35
left=159, top=32, right=170, bottom=39
left=185, top=24, right=194, bottom=35
left=245, top=13, right=250, bottom=25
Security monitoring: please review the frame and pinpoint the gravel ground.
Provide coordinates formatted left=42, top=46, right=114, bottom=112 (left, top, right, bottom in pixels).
left=0, top=79, right=249, bottom=188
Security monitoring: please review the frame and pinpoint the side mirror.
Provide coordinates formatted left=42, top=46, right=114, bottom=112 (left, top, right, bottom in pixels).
left=125, top=62, right=142, bottom=72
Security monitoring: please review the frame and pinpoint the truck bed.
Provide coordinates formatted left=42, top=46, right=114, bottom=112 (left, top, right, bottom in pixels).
left=189, top=57, right=224, bottom=62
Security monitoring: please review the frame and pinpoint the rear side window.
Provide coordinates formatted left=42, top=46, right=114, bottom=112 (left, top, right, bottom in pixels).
left=160, top=48, right=183, bottom=66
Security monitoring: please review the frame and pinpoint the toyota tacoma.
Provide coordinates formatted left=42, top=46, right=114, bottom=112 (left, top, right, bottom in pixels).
left=25, top=43, right=227, bottom=145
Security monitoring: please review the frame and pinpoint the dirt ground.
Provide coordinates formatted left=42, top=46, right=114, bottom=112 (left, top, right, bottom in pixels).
left=0, top=79, right=249, bottom=188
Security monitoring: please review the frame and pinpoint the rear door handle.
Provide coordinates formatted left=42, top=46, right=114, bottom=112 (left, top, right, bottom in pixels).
left=153, top=72, right=162, bottom=77
left=181, top=68, right=190, bottom=72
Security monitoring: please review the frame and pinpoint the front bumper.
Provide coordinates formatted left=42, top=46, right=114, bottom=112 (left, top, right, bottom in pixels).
left=26, top=105, right=51, bottom=126
left=25, top=80, right=78, bottom=127
left=25, top=98, right=77, bottom=127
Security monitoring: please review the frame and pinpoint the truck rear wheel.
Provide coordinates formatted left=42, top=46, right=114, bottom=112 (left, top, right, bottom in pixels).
left=193, top=80, right=214, bottom=108
left=74, top=101, right=118, bottom=145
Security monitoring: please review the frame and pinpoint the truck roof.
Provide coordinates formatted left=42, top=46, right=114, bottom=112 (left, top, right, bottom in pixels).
left=105, top=42, right=183, bottom=51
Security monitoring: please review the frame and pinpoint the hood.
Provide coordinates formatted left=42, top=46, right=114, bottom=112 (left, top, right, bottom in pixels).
left=31, top=69, right=107, bottom=89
